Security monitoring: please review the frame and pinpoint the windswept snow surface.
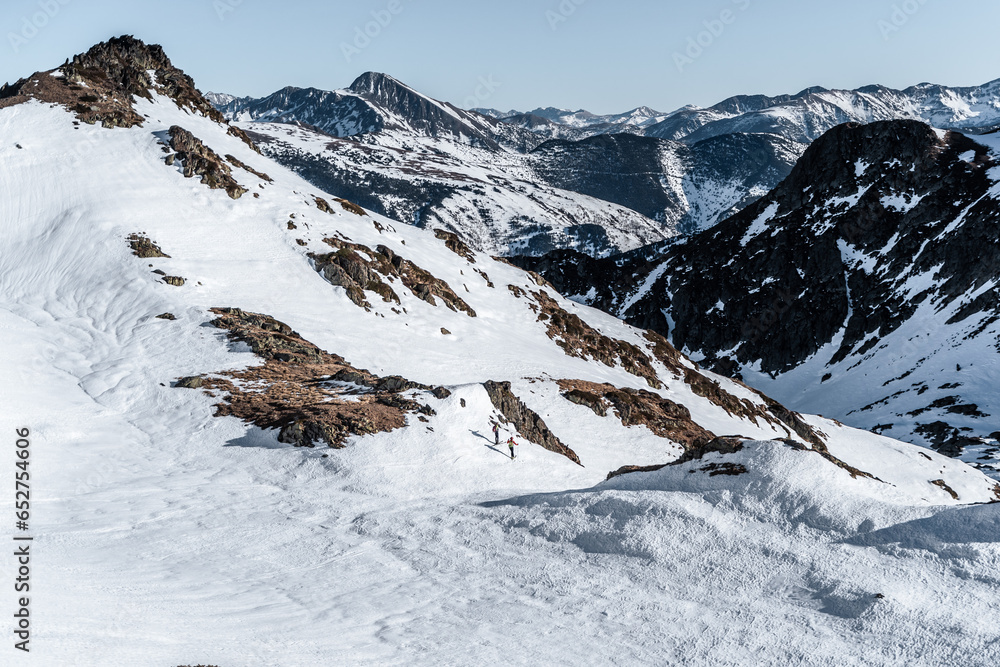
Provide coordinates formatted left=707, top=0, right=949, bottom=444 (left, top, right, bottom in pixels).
left=2, top=95, right=1000, bottom=666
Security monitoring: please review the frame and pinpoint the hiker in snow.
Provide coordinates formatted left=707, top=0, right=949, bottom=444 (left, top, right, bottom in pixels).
left=492, top=423, right=500, bottom=445
left=507, top=436, right=518, bottom=460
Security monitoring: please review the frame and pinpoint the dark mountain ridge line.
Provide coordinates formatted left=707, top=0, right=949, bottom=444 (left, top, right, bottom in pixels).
left=514, top=118, right=1000, bottom=456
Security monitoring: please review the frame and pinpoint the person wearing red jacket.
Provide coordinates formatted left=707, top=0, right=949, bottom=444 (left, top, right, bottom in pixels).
left=507, top=437, right=519, bottom=460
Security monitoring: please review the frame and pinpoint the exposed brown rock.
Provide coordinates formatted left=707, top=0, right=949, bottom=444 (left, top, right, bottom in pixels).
left=335, top=198, right=367, bottom=216
left=563, top=387, right=608, bottom=417
left=532, top=290, right=661, bottom=388
left=0, top=35, right=256, bottom=145
left=227, top=125, right=261, bottom=153
left=155, top=312, right=176, bottom=320
left=176, top=376, right=204, bottom=389
left=176, top=308, right=435, bottom=448
left=225, top=154, right=271, bottom=182
left=773, top=438, right=880, bottom=481
left=162, top=276, right=185, bottom=287
left=606, top=463, right=669, bottom=480
left=483, top=380, right=581, bottom=465
left=559, top=379, right=714, bottom=448
left=474, top=268, right=494, bottom=288
left=312, top=196, right=367, bottom=216
left=698, top=462, right=749, bottom=477
left=434, top=229, right=476, bottom=263
left=644, top=329, right=802, bottom=435
left=311, top=238, right=476, bottom=316
left=168, top=126, right=247, bottom=199
left=127, top=233, right=170, bottom=258
left=508, top=284, right=528, bottom=300
left=670, top=435, right=748, bottom=465
left=930, top=479, right=959, bottom=500
left=761, top=398, right=827, bottom=449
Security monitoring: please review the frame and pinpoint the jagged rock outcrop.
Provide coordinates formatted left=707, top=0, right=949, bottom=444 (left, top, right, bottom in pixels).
left=1, top=35, right=256, bottom=148
left=311, top=237, right=476, bottom=316
left=483, top=380, right=581, bottom=465
left=167, top=126, right=247, bottom=199
left=434, top=229, right=476, bottom=263
left=175, top=308, right=440, bottom=448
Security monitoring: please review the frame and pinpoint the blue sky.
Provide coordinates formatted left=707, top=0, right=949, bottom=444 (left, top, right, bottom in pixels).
left=2, top=0, right=998, bottom=114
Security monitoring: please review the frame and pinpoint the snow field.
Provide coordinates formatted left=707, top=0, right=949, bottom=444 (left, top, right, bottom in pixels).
left=2, top=92, right=999, bottom=665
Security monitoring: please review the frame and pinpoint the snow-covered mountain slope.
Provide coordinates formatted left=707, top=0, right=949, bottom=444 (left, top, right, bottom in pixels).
left=530, top=131, right=803, bottom=234
left=478, top=79, right=1000, bottom=147
left=517, top=120, right=1000, bottom=465
left=4, top=37, right=1000, bottom=665
left=644, top=80, right=1000, bottom=144
left=213, top=75, right=802, bottom=251
left=242, top=121, right=673, bottom=257
left=212, top=72, right=539, bottom=152
left=484, top=105, right=672, bottom=142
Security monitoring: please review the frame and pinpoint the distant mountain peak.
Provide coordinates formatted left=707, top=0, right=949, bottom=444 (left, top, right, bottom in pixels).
left=349, top=71, right=417, bottom=98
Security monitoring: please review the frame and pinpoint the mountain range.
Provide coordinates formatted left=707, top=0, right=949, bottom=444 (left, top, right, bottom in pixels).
left=4, top=35, right=1000, bottom=665
left=516, top=120, right=1000, bottom=464
left=482, top=79, right=1000, bottom=143
left=209, top=73, right=808, bottom=252
left=209, top=74, right=1000, bottom=257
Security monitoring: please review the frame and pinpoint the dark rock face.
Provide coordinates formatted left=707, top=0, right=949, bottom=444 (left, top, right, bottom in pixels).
left=519, top=120, right=1000, bottom=453
left=520, top=120, right=1000, bottom=371
left=530, top=132, right=799, bottom=233
left=215, top=73, right=529, bottom=150
left=483, top=380, right=581, bottom=465
left=168, top=126, right=248, bottom=199
left=212, top=85, right=387, bottom=138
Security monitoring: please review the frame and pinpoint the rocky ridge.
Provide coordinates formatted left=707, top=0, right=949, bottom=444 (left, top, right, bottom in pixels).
left=516, top=120, right=1000, bottom=459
